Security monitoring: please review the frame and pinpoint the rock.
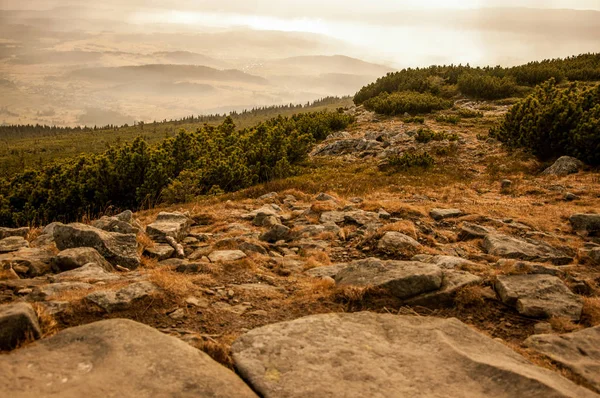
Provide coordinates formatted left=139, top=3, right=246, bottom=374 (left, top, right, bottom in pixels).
left=495, top=274, right=583, bottom=320
left=54, top=223, right=140, bottom=270
left=305, top=263, right=349, bottom=279
left=231, top=312, right=593, bottom=398
left=541, top=156, right=584, bottom=176
left=0, top=237, right=29, bottom=253
left=334, top=258, right=442, bottom=299
left=185, top=296, right=209, bottom=308
left=377, top=232, right=421, bottom=255
left=85, top=282, right=158, bottom=312
left=238, top=241, right=268, bottom=255
left=32, top=282, right=94, bottom=301
left=569, top=214, right=600, bottom=237
left=564, top=192, right=580, bottom=201
left=242, top=204, right=281, bottom=221
left=319, top=211, right=345, bottom=224
left=50, top=263, right=121, bottom=284
left=404, top=270, right=482, bottom=307
left=0, top=302, right=41, bottom=350
left=458, top=222, right=495, bottom=240
left=315, top=193, right=337, bottom=202
left=430, top=208, right=463, bottom=221
left=501, top=179, right=513, bottom=190
left=525, top=325, right=600, bottom=392
left=260, top=225, right=291, bottom=243
left=579, top=243, right=600, bottom=266
left=0, top=247, right=54, bottom=277
left=0, top=319, right=258, bottom=397
left=51, top=247, right=114, bottom=273
left=311, top=138, right=382, bottom=157
left=0, top=227, right=29, bottom=240
left=39, top=301, right=70, bottom=317
left=297, top=223, right=341, bottom=238
left=412, top=254, right=476, bottom=270
left=533, top=322, right=553, bottom=335
left=258, top=192, right=278, bottom=201
left=175, top=261, right=213, bottom=274
left=208, top=250, right=247, bottom=263
left=143, top=243, right=175, bottom=261
left=91, top=216, right=138, bottom=234
left=343, top=210, right=380, bottom=227
left=496, top=259, right=564, bottom=276
left=378, top=209, right=391, bottom=220
left=168, top=308, right=186, bottom=320
left=483, top=234, right=572, bottom=265
left=165, top=236, right=185, bottom=258
left=146, top=212, right=192, bottom=242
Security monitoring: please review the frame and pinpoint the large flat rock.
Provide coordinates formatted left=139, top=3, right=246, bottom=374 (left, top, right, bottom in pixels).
left=54, top=223, right=140, bottom=270
left=0, top=302, right=41, bottom=351
left=525, top=326, right=600, bottom=393
left=404, top=270, right=482, bottom=308
left=146, top=212, right=192, bottom=242
left=0, top=247, right=54, bottom=277
left=334, top=258, right=442, bottom=299
left=570, top=214, right=600, bottom=237
left=0, top=319, right=258, bottom=398
left=377, top=232, right=421, bottom=255
left=495, top=275, right=583, bottom=320
left=51, top=247, right=114, bottom=272
left=232, top=312, right=595, bottom=398
left=0, top=236, right=29, bottom=253
left=483, top=234, right=572, bottom=265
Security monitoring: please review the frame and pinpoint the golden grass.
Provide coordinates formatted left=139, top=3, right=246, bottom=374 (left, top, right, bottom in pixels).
left=454, top=285, right=487, bottom=309
left=548, top=317, right=583, bottom=334
left=136, top=233, right=155, bottom=253
left=31, top=303, right=59, bottom=338
left=582, top=297, right=600, bottom=326
left=378, top=220, right=418, bottom=239
left=196, top=339, right=235, bottom=369
left=145, top=267, right=215, bottom=298
left=303, top=251, right=331, bottom=270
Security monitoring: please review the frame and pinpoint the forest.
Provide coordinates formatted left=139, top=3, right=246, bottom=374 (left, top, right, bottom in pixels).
left=0, top=111, right=354, bottom=227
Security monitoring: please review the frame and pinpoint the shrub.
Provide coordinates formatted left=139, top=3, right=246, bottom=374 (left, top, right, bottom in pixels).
left=457, top=73, right=519, bottom=100
left=435, top=115, right=461, bottom=124
left=490, top=79, right=600, bottom=165
left=363, top=91, right=453, bottom=116
left=457, top=108, right=484, bottom=118
left=386, top=152, right=435, bottom=171
left=415, top=128, right=459, bottom=143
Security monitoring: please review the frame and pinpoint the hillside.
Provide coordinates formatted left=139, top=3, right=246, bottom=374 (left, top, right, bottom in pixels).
left=1, top=97, right=599, bottom=395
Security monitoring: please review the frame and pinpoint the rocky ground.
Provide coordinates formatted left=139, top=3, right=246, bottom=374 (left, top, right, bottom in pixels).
left=1, top=104, right=600, bottom=397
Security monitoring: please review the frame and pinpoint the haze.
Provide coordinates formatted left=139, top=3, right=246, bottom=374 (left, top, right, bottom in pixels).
left=1, top=1, right=599, bottom=126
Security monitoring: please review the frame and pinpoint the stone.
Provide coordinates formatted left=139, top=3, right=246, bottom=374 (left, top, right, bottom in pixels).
left=50, top=263, right=121, bottom=284
left=378, top=209, right=391, bottom=220
left=377, top=232, right=421, bottom=255
left=258, top=192, right=278, bottom=201
left=483, top=234, right=572, bottom=265
left=298, top=223, right=341, bottom=238
left=165, top=236, right=185, bottom=258
left=0, top=236, right=29, bottom=253
left=319, top=211, right=345, bottom=224
left=168, top=308, right=186, bottom=320
left=238, top=241, right=268, bottom=255
left=0, top=302, right=41, bottom=350
left=496, top=259, right=564, bottom=276
left=570, top=214, right=600, bottom=237
left=564, top=193, right=579, bottom=201
left=0, top=319, right=258, bottom=397
left=175, top=262, right=213, bottom=274
left=231, top=312, right=593, bottom=398
left=525, top=325, right=600, bottom=392
left=495, top=274, right=583, bottom=320
left=143, top=243, right=175, bottom=261
left=343, top=211, right=380, bottom=227
left=541, top=156, right=584, bottom=176
left=39, top=301, right=70, bottom=317
left=430, top=208, right=463, bottom=221
left=51, top=247, right=114, bottom=272
left=335, top=258, right=442, bottom=299
left=32, top=282, right=94, bottom=301
left=412, top=254, right=476, bottom=270
left=146, top=212, right=192, bottom=242
left=0, top=227, right=29, bottom=240
left=311, top=138, right=382, bottom=157
left=85, top=282, right=158, bottom=312
left=315, top=193, right=337, bottom=202
left=185, top=296, right=209, bottom=308
left=91, top=216, right=138, bottom=234
left=208, top=250, right=247, bottom=263
left=533, top=322, right=553, bottom=335
left=54, top=223, right=140, bottom=270
left=579, top=243, right=600, bottom=266
left=501, top=179, right=513, bottom=190
left=305, top=263, right=349, bottom=279
left=404, top=270, right=482, bottom=307
left=0, top=247, right=54, bottom=277
left=260, top=225, right=292, bottom=243
left=458, top=222, right=495, bottom=240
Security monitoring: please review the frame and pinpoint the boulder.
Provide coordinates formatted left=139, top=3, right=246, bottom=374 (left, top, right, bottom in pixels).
left=404, top=270, right=482, bottom=307
left=85, top=282, right=158, bottom=312
left=343, top=211, right=381, bottom=227
left=91, top=216, right=138, bottom=234
left=458, top=222, right=495, bottom=240
left=483, top=234, right=572, bottom=265
left=208, top=250, right=247, bottom=263
left=334, top=258, right=443, bottom=299
left=377, top=232, right=421, bottom=255
left=51, top=247, right=114, bottom=272
left=430, top=208, right=463, bottom=221
left=0, top=302, right=41, bottom=350
left=412, top=254, right=476, bottom=270
left=0, top=319, right=258, bottom=398
left=579, top=243, right=600, bottom=266
left=32, top=282, right=94, bottom=301
left=495, top=274, right=583, bottom=320
left=496, top=259, right=564, bottom=277
left=0, top=247, right=54, bottom=277
left=311, top=138, right=382, bottom=157
left=315, top=193, right=337, bottom=202
left=569, top=214, right=600, bottom=237
left=0, top=236, right=29, bottom=253
left=319, top=211, right=345, bottom=224
left=0, top=227, right=29, bottom=240
left=50, top=263, right=121, bottom=284
left=231, top=312, right=594, bottom=398
left=305, top=263, right=349, bottom=279
left=54, top=223, right=140, bottom=270
left=30, top=222, right=60, bottom=247
left=260, top=225, right=292, bottom=243
left=143, top=243, right=175, bottom=261
left=541, top=156, right=584, bottom=176
left=525, top=325, right=600, bottom=392
left=298, top=223, right=341, bottom=238
left=146, top=212, right=192, bottom=242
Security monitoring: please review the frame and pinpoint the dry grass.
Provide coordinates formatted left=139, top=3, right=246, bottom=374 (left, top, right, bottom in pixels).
left=379, top=220, right=418, bottom=239
left=582, top=297, right=600, bottom=326
left=31, top=303, right=59, bottom=338
left=454, top=285, right=487, bottom=309
left=303, top=251, right=331, bottom=270
left=196, top=338, right=235, bottom=369
left=334, top=285, right=369, bottom=303
left=310, top=201, right=339, bottom=213
left=136, top=232, right=155, bottom=254
left=548, top=317, right=583, bottom=334
left=26, top=227, right=43, bottom=243
left=145, top=267, right=215, bottom=298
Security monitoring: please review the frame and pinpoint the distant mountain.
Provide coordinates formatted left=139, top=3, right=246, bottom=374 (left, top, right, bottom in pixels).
left=274, top=55, right=395, bottom=76
left=67, top=65, right=269, bottom=85
left=150, top=51, right=229, bottom=69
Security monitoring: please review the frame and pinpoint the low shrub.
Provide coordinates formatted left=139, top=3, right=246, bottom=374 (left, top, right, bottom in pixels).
left=363, top=91, right=453, bottom=116
left=386, top=152, right=435, bottom=171
left=415, top=128, right=459, bottom=143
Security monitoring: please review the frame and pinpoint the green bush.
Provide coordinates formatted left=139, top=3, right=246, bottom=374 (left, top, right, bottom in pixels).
left=457, top=108, right=484, bottom=118
left=0, top=111, right=354, bottom=226
left=457, top=73, right=519, bottom=100
left=490, top=79, right=600, bottom=164
left=435, top=115, right=461, bottom=124
left=363, top=91, right=453, bottom=116
left=415, top=129, right=459, bottom=143
left=386, top=152, right=435, bottom=171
